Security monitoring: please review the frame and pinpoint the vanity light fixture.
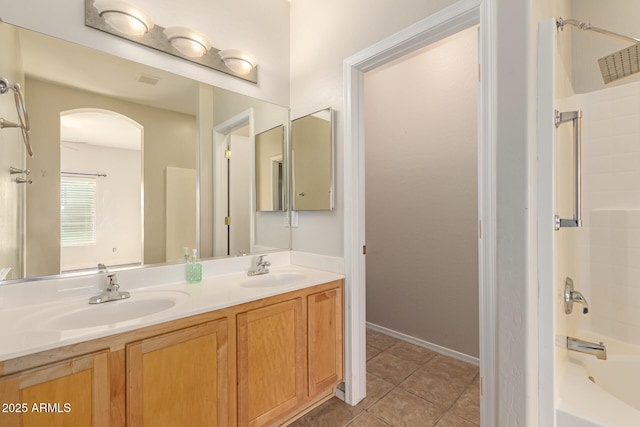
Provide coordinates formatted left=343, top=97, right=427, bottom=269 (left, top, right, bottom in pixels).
left=93, top=0, right=153, bottom=37
left=164, top=27, right=211, bottom=58
left=218, top=49, right=257, bottom=75
left=86, top=0, right=258, bottom=83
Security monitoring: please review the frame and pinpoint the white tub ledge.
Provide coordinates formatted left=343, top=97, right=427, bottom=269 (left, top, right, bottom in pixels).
left=557, top=358, right=640, bottom=427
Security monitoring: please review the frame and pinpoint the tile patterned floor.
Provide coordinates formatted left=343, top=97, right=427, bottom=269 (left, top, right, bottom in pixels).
left=291, top=329, right=479, bottom=427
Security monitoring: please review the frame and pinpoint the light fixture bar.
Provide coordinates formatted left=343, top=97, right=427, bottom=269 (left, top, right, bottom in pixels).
left=85, top=0, right=257, bottom=83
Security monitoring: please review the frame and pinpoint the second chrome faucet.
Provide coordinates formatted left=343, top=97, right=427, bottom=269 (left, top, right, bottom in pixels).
left=248, top=255, right=271, bottom=276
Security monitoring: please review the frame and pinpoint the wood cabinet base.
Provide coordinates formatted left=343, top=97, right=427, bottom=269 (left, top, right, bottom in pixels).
left=0, top=279, right=343, bottom=427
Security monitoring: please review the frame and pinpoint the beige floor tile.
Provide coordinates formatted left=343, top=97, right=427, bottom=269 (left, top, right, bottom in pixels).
left=434, top=412, right=479, bottom=427
left=293, top=373, right=393, bottom=425
left=386, top=340, right=437, bottom=365
left=424, top=354, right=479, bottom=382
left=289, top=397, right=359, bottom=427
left=295, top=338, right=479, bottom=427
left=368, top=388, right=444, bottom=427
left=366, top=352, right=420, bottom=385
left=347, top=412, right=391, bottom=427
left=398, top=355, right=477, bottom=409
left=354, top=373, right=395, bottom=410
left=367, top=344, right=383, bottom=361
left=449, top=376, right=480, bottom=425
left=366, top=329, right=400, bottom=351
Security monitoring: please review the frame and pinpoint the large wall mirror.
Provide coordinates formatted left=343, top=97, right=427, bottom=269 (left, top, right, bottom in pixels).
left=291, top=108, right=333, bottom=211
left=256, top=125, right=285, bottom=212
left=0, top=21, right=290, bottom=283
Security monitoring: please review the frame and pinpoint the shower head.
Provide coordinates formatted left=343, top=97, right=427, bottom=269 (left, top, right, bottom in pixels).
left=598, top=43, right=640, bottom=84
left=557, top=18, right=640, bottom=84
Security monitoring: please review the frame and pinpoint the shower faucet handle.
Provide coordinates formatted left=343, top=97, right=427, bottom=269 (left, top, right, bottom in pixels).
left=564, top=277, right=589, bottom=315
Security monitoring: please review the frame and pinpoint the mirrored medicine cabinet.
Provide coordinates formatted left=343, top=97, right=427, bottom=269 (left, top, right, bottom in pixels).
left=291, top=108, right=334, bottom=211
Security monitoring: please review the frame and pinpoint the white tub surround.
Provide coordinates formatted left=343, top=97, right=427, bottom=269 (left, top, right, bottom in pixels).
left=0, top=251, right=344, bottom=361
left=589, top=209, right=640, bottom=343
left=557, top=332, right=640, bottom=426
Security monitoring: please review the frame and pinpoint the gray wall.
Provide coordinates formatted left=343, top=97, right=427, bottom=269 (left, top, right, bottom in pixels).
left=364, top=26, right=479, bottom=358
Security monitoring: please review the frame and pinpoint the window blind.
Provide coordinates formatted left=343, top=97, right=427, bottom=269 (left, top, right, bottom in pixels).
left=60, top=177, right=97, bottom=247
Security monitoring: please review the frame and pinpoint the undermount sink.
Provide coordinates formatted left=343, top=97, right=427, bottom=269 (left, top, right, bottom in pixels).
left=42, top=291, right=189, bottom=330
left=240, top=271, right=307, bottom=288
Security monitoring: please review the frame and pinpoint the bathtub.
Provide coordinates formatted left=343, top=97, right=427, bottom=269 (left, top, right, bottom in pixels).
left=557, top=334, right=640, bottom=427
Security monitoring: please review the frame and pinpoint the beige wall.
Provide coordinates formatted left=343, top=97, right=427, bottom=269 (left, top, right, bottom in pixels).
left=364, top=26, right=479, bottom=358
left=0, top=23, right=26, bottom=280
left=197, top=84, right=215, bottom=258
left=25, top=78, right=196, bottom=276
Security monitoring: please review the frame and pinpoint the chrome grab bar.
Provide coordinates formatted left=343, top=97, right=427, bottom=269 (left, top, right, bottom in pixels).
left=554, top=109, right=582, bottom=230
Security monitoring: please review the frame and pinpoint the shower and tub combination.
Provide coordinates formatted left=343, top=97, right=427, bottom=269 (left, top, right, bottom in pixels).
left=538, top=14, right=640, bottom=427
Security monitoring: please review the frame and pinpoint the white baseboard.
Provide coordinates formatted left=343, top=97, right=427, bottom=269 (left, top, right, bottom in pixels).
left=366, top=322, right=479, bottom=366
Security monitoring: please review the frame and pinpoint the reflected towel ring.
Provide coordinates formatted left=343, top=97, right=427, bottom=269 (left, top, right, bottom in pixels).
left=0, top=77, right=33, bottom=157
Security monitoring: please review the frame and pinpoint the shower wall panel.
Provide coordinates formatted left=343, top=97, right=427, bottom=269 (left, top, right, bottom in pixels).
left=578, top=81, right=640, bottom=342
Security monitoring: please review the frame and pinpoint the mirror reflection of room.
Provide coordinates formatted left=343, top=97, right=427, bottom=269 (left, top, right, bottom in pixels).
left=0, top=22, right=290, bottom=283
left=60, top=110, right=143, bottom=273
left=291, top=108, right=333, bottom=211
left=255, top=125, right=285, bottom=212
left=225, top=125, right=251, bottom=256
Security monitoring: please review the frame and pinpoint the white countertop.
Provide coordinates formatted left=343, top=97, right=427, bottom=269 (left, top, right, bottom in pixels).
left=0, top=263, right=344, bottom=362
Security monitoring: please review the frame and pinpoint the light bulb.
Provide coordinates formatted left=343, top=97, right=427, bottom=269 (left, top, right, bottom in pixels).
left=94, top=0, right=153, bottom=37
left=219, top=49, right=257, bottom=75
left=164, top=27, right=211, bottom=58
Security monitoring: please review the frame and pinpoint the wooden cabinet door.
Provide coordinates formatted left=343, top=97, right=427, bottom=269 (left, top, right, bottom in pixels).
left=237, top=298, right=305, bottom=427
left=0, top=350, right=109, bottom=427
left=308, top=287, right=343, bottom=397
left=126, top=319, right=228, bottom=427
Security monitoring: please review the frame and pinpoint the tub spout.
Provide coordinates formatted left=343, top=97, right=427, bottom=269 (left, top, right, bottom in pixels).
left=567, top=336, right=607, bottom=360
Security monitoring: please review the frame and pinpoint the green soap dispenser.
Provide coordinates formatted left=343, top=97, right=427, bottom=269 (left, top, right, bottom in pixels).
left=187, top=248, right=202, bottom=283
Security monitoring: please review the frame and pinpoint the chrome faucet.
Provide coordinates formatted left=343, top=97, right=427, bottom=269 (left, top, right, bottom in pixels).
left=564, top=277, right=589, bottom=314
left=89, top=273, right=131, bottom=304
left=567, top=336, right=607, bottom=360
left=248, top=255, right=271, bottom=276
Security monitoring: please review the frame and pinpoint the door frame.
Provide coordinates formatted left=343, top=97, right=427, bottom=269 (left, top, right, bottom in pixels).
left=536, top=19, right=556, bottom=426
left=342, top=0, right=497, bottom=425
left=212, top=109, right=255, bottom=256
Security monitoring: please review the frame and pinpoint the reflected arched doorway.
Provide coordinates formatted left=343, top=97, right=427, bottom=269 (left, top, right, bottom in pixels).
left=59, top=109, right=143, bottom=272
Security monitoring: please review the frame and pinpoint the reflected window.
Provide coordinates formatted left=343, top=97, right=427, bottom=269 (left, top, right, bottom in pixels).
left=60, top=177, right=97, bottom=247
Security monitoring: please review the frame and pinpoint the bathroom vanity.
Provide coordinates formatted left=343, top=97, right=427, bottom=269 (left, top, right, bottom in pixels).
left=0, top=264, right=344, bottom=426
